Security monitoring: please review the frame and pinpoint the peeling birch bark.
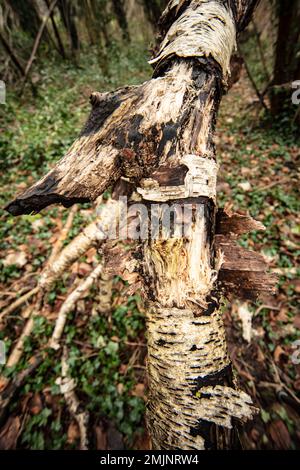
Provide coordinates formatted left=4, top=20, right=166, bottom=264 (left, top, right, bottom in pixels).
left=142, top=199, right=257, bottom=449
left=6, top=0, right=263, bottom=450
left=49, top=263, right=103, bottom=350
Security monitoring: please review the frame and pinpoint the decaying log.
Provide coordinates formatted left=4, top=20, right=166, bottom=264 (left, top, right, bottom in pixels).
left=6, top=61, right=220, bottom=215
left=5, top=0, right=268, bottom=450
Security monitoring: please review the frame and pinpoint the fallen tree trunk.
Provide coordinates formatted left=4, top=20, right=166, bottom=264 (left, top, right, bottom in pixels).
left=6, top=0, right=276, bottom=450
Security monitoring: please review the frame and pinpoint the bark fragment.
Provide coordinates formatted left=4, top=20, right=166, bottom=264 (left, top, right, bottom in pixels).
left=150, top=0, right=237, bottom=81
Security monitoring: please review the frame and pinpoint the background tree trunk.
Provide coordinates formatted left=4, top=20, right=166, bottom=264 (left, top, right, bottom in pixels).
left=140, top=0, right=168, bottom=29
left=6, top=0, right=277, bottom=450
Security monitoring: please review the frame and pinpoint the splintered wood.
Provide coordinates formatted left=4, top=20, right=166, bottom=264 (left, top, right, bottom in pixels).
left=216, top=208, right=277, bottom=301
left=144, top=201, right=258, bottom=450
left=6, top=61, right=219, bottom=215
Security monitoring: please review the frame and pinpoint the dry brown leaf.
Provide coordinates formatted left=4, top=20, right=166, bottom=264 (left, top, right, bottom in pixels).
left=78, top=262, right=92, bottom=276
left=293, top=315, right=300, bottom=330
left=274, top=345, right=287, bottom=363
left=293, top=379, right=300, bottom=392
left=293, top=279, right=300, bottom=294
left=29, top=393, right=43, bottom=415
left=86, top=248, right=97, bottom=263
left=134, top=430, right=151, bottom=450
left=276, top=308, right=289, bottom=323
left=256, top=346, right=265, bottom=363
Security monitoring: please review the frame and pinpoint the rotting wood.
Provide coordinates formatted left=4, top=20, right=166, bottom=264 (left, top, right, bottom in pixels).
left=0, top=355, right=43, bottom=427
left=216, top=206, right=265, bottom=237
left=50, top=263, right=103, bottom=350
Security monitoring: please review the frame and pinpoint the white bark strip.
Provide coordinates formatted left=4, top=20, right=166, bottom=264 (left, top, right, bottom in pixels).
left=150, top=0, right=237, bottom=81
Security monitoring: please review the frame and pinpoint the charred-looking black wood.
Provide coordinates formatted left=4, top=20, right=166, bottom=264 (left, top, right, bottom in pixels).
left=5, top=0, right=269, bottom=450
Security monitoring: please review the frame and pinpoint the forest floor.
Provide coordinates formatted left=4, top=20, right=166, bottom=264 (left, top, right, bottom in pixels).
left=0, top=41, right=299, bottom=450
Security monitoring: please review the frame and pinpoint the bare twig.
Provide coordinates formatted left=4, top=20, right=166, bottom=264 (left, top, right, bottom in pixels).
left=1, top=199, right=118, bottom=368
left=44, top=0, right=66, bottom=59
left=253, top=176, right=290, bottom=193
left=39, top=219, right=100, bottom=291
left=254, top=304, right=281, bottom=316
left=5, top=296, right=43, bottom=368
left=252, top=20, right=271, bottom=82
left=0, top=355, right=43, bottom=426
left=0, top=31, right=25, bottom=77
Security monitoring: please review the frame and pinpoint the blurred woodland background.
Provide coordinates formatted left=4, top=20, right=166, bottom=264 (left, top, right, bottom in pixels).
left=0, top=0, right=299, bottom=450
